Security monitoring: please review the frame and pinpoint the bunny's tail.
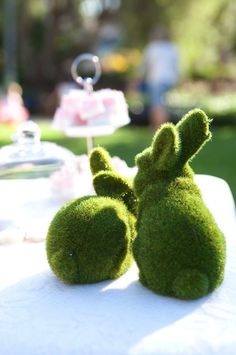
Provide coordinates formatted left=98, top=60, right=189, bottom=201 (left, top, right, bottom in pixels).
left=172, top=269, right=209, bottom=300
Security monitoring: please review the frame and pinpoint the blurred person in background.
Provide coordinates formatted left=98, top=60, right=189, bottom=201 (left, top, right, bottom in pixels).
left=139, top=25, right=179, bottom=129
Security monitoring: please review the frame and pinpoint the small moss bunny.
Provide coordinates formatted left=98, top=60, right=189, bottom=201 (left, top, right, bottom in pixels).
left=46, top=147, right=137, bottom=284
left=133, top=109, right=226, bottom=299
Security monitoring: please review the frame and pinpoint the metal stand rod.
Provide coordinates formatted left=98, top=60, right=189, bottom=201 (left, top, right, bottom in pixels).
left=86, top=136, right=94, bottom=154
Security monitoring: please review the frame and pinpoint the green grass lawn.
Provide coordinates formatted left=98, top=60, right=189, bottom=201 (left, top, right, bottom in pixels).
left=1, top=121, right=236, bottom=201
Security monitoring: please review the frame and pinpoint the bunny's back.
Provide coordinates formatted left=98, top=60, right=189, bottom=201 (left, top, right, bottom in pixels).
left=134, top=175, right=225, bottom=297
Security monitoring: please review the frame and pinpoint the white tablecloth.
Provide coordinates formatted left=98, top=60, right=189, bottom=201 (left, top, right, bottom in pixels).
left=0, top=175, right=236, bottom=355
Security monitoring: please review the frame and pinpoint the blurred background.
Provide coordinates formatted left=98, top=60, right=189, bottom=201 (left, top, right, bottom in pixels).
left=0, top=0, right=236, bottom=198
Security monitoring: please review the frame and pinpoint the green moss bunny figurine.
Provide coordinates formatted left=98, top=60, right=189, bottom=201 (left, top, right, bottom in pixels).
left=46, top=147, right=137, bottom=284
left=133, top=109, right=226, bottom=299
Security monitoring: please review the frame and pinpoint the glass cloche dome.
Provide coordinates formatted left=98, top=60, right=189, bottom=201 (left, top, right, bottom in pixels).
left=0, top=120, right=76, bottom=179
left=0, top=121, right=83, bottom=244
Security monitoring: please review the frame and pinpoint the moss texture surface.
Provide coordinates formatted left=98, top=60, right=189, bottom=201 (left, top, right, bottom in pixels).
left=46, top=147, right=137, bottom=284
left=133, top=109, right=226, bottom=299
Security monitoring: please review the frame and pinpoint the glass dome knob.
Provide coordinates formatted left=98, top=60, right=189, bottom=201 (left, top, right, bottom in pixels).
left=14, top=120, right=41, bottom=145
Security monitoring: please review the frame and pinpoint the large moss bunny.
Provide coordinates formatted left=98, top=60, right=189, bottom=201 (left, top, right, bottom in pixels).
left=46, top=147, right=137, bottom=284
left=133, top=109, right=226, bottom=299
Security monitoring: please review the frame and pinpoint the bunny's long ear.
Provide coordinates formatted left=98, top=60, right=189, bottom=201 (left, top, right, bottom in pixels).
left=89, top=147, right=113, bottom=175
left=93, top=171, right=137, bottom=216
left=89, top=147, right=137, bottom=216
left=176, top=109, right=211, bottom=165
left=151, top=123, right=180, bottom=171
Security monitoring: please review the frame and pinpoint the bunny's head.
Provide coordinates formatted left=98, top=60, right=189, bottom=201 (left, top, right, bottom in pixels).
left=89, top=147, right=137, bottom=216
left=134, top=109, right=211, bottom=197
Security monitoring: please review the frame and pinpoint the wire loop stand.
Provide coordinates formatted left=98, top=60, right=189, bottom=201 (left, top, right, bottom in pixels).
left=71, top=53, right=102, bottom=153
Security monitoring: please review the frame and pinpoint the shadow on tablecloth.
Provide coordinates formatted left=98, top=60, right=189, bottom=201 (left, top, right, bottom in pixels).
left=0, top=268, right=211, bottom=355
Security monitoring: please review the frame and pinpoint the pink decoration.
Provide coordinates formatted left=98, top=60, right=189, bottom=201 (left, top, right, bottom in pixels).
left=53, top=88, right=130, bottom=131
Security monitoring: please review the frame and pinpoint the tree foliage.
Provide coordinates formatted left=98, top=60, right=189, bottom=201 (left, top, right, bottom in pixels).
left=1, top=0, right=236, bottom=89
left=120, top=0, right=236, bottom=77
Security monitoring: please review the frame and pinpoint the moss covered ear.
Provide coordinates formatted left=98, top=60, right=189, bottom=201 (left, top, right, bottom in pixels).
left=89, top=147, right=137, bottom=216
left=151, top=123, right=180, bottom=171
left=176, top=109, right=212, bottom=165
left=93, top=171, right=137, bottom=216
left=89, top=147, right=113, bottom=175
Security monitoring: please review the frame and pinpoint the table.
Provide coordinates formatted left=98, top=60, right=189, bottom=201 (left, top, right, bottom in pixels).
left=0, top=175, right=236, bottom=355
